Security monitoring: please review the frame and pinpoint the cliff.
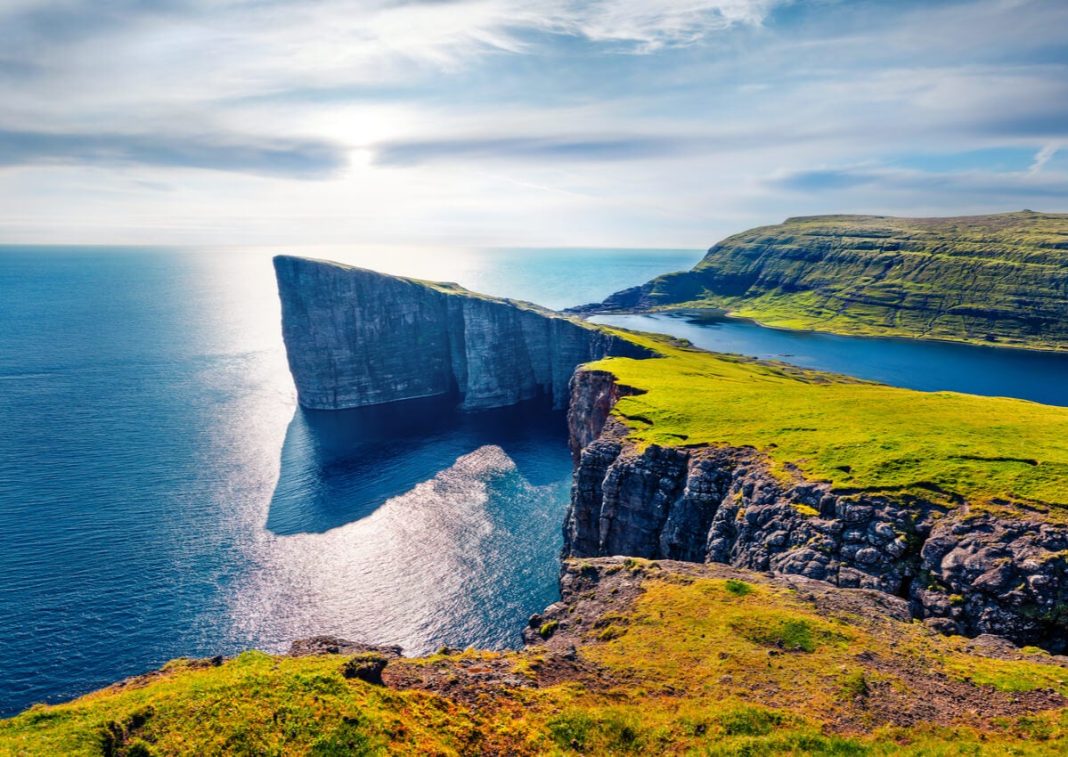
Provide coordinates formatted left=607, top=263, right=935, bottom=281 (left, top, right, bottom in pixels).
left=564, top=337, right=1068, bottom=652
left=7, top=557, right=1068, bottom=754
left=273, top=255, right=653, bottom=410
left=575, top=211, right=1068, bottom=351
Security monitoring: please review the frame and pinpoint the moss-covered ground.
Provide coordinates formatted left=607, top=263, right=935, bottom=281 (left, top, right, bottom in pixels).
left=584, top=331, right=1068, bottom=515
left=3, top=558, right=1067, bottom=755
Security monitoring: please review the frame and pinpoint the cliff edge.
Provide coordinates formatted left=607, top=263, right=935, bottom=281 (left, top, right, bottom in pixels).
left=7, top=558, right=1068, bottom=754
left=564, top=333, right=1068, bottom=651
left=274, top=255, right=653, bottom=410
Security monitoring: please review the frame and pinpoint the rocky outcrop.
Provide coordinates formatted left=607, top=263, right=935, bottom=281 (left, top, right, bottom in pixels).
left=564, top=368, right=1068, bottom=651
left=274, top=255, right=653, bottom=410
left=288, top=635, right=403, bottom=659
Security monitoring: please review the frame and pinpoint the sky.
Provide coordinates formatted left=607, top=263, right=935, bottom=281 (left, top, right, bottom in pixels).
left=0, top=0, right=1066, bottom=248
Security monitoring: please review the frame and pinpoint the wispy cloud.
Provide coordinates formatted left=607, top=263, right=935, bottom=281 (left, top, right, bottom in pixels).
left=513, top=0, right=787, bottom=51
left=773, top=164, right=1068, bottom=200
left=1029, top=143, right=1061, bottom=175
left=0, top=129, right=347, bottom=179
left=1, top=0, right=1067, bottom=245
left=373, top=134, right=697, bottom=165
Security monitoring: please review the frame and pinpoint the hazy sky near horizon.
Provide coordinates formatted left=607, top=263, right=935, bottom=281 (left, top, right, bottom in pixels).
left=1, top=0, right=1066, bottom=247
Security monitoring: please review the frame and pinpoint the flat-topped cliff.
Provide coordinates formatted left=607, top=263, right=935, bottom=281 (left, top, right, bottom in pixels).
left=9, top=267, right=1068, bottom=751
left=564, top=332, right=1068, bottom=651
left=273, top=255, right=653, bottom=410
left=575, top=211, right=1068, bottom=351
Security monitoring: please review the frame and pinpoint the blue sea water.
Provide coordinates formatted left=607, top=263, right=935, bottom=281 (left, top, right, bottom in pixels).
left=5, top=245, right=1068, bottom=718
left=0, top=245, right=701, bottom=716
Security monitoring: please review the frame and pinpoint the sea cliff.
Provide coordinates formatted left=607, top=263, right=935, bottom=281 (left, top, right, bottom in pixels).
left=6, top=263, right=1068, bottom=752
left=274, top=255, right=652, bottom=410
left=564, top=355, right=1068, bottom=652
left=575, top=211, right=1068, bottom=351
left=7, top=556, right=1068, bottom=754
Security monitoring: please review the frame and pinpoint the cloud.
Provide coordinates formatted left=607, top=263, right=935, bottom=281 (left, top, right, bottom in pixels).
left=2, top=0, right=1068, bottom=245
left=1029, top=143, right=1061, bottom=175
left=514, top=0, right=787, bottom=51
left=0, top=129, right=347, bottom=179
left=373, top=134, right=698, bottom=165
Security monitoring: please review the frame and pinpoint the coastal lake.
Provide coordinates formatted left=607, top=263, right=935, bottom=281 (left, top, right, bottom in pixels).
left=592, top=311, right=1068, bottom=408
left=5, top=246, right=1068, bottom=716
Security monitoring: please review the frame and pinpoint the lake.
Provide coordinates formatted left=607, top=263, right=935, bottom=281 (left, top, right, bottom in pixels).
left=592, top=311, right=1068, bottom=408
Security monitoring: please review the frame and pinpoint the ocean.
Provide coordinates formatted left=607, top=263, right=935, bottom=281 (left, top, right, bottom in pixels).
left=6, top=244, right=1068, bottom=717
left=0, top=245, right=700, bottom=715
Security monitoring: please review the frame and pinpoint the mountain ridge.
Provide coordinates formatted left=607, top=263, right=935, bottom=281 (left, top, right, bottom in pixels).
left=573, top=210, right=1068, bottom=351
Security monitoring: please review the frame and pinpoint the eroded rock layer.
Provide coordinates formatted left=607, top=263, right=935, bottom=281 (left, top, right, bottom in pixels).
left=274, top=255, right=653, bottom=410
left=564, top=368, right=1068, bottom=651
left=575, top=211, right=1068, bottom=350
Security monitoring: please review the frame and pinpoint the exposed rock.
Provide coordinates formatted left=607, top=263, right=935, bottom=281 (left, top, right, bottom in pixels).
left=273, top=255, right=653, bottom=410
left=914, top=514, right=1068, bottom=647
left=288, top=635, right=403, bottom=659
left=566, top=369, right=645, bottom=461
left=564, top=367, right=1068, bottom=651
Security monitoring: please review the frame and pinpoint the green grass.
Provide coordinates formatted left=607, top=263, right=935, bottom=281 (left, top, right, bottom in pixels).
left=596, top=211, right=1068, bottom=352
left=945, top=655, right=1068, bottom=694
left=5, top=565, right=1068, bottom=755
left=724, top=578, right=753, bottom=596
left=584, top=331, right=1068, bottom=513
left=0, top=652, right=482, bottom=756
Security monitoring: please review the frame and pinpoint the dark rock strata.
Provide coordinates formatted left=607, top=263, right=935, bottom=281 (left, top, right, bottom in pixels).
left=564, top=368, right=1068, bottom=651
left=274, top=255, right=653, bottom=410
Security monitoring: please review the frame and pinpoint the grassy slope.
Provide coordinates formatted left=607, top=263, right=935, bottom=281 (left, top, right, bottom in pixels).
left=615, top=211, right=1068, bottom=351
left=584, top=332, right=1068, bottom=514
left=3, top=558, right=1068, bottom=756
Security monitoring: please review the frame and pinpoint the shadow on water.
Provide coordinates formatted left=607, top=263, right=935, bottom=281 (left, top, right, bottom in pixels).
left=267, top=396, right=572, bottom=535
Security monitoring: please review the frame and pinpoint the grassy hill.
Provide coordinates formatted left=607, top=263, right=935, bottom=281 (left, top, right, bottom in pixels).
left=584, top=211, right=1068, bottom=351
left=3, top=557, right=1067, bottom=756
left=586, top=331, right=1068, bottom=516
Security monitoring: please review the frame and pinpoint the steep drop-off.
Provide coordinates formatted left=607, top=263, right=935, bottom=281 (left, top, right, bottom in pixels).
left=577, top=211, right=1068, bottom=350
left=274, top=255, right=652, bottom=410
left=564, top=342, right=1068, bottom=652
left=9, top=266, right=1068, bottom=751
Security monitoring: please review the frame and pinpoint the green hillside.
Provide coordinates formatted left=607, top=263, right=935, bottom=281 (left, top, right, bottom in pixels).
left=586, top=211, right=1068, bottom=351
left=3, top=558, right=1067, bottom=756
left=585, top=331, right=1068, bottom=515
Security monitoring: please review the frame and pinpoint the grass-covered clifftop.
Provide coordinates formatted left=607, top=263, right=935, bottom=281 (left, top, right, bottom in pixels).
left=3, top=558, right=1067, bottom=756
left=584, top=211, right=1068, bottom=351
left=585, top=331, right=1068, bottom=515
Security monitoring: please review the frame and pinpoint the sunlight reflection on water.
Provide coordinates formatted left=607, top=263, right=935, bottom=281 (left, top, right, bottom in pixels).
left=0, top=244, right=700, bottom=714
left=228, top=446, right=565, bottom=653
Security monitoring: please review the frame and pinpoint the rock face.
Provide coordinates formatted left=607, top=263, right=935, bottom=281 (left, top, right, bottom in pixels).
left=573, top=211, right=1068, bottom=351
left=564, top=368, right=1068, bottom=651
left=288, top=635, right=403, bottom=659
left=273, top=255, right=653, bottom=410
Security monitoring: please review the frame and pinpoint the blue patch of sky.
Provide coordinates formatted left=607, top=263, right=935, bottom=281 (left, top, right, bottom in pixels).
left=889, top=147, right=1038, bottom=174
